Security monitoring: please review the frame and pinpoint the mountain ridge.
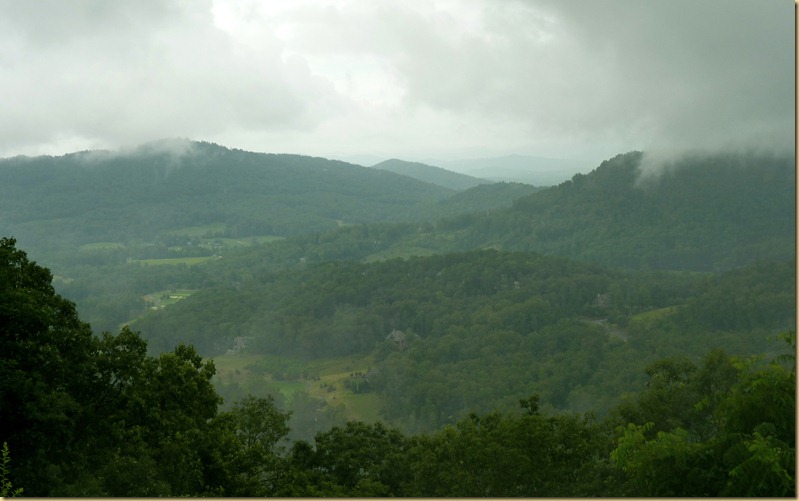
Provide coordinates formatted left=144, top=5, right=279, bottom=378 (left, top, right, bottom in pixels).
left=436, top=153, right=594, bottom=186
left=0, top=140, right=457, bottom=248
left=371, top=158, right=494, bottom=191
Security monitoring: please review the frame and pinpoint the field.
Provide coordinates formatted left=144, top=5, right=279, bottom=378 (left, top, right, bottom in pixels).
left=364, top=245, right=438, bottom=262
left=630, top=306, right=681, bottom=325
left=79, top=242, right=125, bottom=250
left=212, top=352, right=382, bottom=423
left=198, top=235, right=285, bottom=247
left=136, top=256, right=216, bottom=266
left=163, top=224, right=284, bottom=244
left=143, top=289, right=198, bottom=309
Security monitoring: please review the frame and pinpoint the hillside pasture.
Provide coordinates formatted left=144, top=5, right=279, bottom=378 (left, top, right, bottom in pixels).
left=135, top=256, right=216, bottom=266
left=211, top=352, right=382, bottom=423
left=79, top=242, right=125, bottom=250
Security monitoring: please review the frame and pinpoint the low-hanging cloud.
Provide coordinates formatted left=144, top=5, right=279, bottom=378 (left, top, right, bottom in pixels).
left=0, top=0, right=344, bottom=156
left=0, top=0, right=792, bottom=164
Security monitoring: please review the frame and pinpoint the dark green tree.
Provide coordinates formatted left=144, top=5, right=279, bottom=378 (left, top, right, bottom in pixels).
left=278, top=421, right=414, bottom=496
left=608, top=336, right=795, bottom=496
left=0, top=237, right=99, bottom=495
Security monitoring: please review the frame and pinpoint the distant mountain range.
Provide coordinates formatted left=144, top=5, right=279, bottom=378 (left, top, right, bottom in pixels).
left=435, top=154, right=594, bottom=186
left=338, top=153, right=597, bottom=186
left=453, top=151, right=796, bottom=270
left=125, top=147, right=795, bottom=432
left=0, top=140, right=448, bottom=249
left=0, top=140, right=543, bottom=259
left=3, top=139, right=792, bottom=435
left=229, top=149, right=795, bottom=273
left=371, top=159, right=492, bottom=191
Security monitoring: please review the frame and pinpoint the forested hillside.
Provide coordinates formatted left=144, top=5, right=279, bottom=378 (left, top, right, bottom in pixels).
left=0, top=139, right=453, bottom=253
left=27, top=147, right=792, bottom=339
left=371, top=158, right=492, bottom=190
left=263, top=151, right=794, bottom=272
left=465, top=151, right=795, bottom=270
left=1, top=143, right=794, bottom=496
left=133, top=248, right=794, bottom=428
left=1, top=237, right=793, bottom=496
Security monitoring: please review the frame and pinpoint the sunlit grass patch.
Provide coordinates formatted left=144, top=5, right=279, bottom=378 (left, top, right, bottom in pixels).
left=212, top=352, right=382, bottom=422
left=364, top=246, right=438, bottom=262
left=631, top=306, right=681, bottom=323
left=79, top=242, right=124, bottom=250
left=136, top=256, right=215, bottom=266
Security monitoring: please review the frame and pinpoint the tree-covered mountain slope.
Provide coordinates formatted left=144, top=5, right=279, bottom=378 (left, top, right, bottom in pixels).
left=372, top=158, right=493, bottom=190
left=2, top=236, right=794, bottom=497
left=0, top=139, right=455, bottom=250
left=461, top=150, right=795, bottom=270
left=438, top=153, right=593, bottom=186
left=45, top=148, right=793, bottom=335
left=407, top=181, right=543, bottom=221
left=239, top=150, right=794, bottom=273
left=131, top=247, right=795, bottom=428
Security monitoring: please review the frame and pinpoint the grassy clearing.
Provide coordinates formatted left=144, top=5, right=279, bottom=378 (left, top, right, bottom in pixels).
left=136, top=256, right=216, bottom=266
left=79, top=242, right=125, bottom=251
left=165, top=223, right=284, bottom=241
left=213, top=354, right=311, bottom=399
left=213, top=354, right=263, bottom=382
left=142, top=289, right=198, bottom=313
left=305, top=354, right=380, bottom=422
left=121, top=289, right=198, bottom=327
left=212, top=352, right=382, bottom=423
left=144, top=288, right=197, bottom=301
left=342, top=393, right=382, bottom=422
left=631, top=306, right=681, bottom=323
left=364, top=246, right=438, bottom=262
left=198, top=235, right=285, bottom=248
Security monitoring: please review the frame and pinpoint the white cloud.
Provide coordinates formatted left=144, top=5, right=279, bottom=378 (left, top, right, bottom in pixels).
left=0, top=0, right=792, bottom=164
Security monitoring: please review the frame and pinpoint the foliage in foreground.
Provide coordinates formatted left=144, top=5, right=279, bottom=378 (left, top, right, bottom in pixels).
left=0, top=237, right=794, bottom=496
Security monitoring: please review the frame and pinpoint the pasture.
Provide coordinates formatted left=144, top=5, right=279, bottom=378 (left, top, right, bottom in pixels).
left=136, top=256, right=216, bottom=266
left=212, top=352, right=382, bottom=423
left=79, top=242, right=125, bottom=250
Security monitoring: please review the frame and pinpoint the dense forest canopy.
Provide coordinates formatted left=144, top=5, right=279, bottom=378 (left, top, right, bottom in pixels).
left=1, top=238, right=794, bottom=496
left=132, top=248, right=794, bottom=427
left=362, top=151, right=795, bottom=272
left=0, top=140, right=453, bottom=250
left=0, top=143, right=795, bottom=496
left=371, top=158, right=494, bottom=191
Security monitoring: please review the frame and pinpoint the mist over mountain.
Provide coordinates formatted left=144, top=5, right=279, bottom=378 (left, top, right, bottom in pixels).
left=2, top=0, right=795, bottom=494
left=236, top=149, right=794, bottom=273
left=2, top=140, right=794, bottom=497
left=0, top=140, right=455, bottom=252
left=371, top=159, right=493, bottom=191
left=3, top=140, right=795, bottom=405
left=436, top=154, right=595, bottom=186
left=457, top=150, right=795, bottom=270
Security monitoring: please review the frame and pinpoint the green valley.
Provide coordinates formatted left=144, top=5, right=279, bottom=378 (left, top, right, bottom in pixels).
left=1, top=143, right=794, bottom=496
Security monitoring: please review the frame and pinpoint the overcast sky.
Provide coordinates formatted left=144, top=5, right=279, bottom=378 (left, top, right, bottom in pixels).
left=0, top=0, right=794, bottom=166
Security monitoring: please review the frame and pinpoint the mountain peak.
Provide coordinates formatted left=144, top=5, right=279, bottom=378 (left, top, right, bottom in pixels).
left=372, top=158, right=492, bottom=191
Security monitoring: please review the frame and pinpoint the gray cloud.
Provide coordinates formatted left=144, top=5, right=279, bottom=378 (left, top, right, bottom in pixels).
left=0, top=0, right=343, bottom=154
left=0, top=0, right=792, bottom=165
left=392, top=0, right=793, bottom=156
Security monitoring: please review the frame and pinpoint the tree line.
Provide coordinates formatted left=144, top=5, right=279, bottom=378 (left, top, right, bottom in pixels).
left=2, top=237, right=794, bottom=496
left=132, top=247, right=794, bottom=427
